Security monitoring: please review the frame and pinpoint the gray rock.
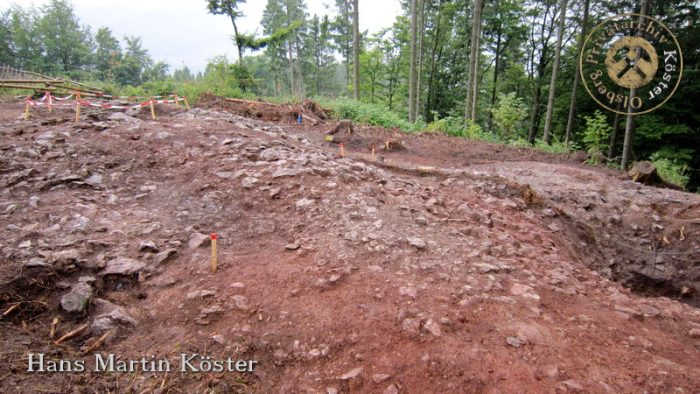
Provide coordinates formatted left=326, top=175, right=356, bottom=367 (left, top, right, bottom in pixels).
left=60, top=282, right=92, bottom=313
left=295, top=198, right=315, bottom=210
left=272, top=168, right=304, bottom=178
left=285, top=243, right=300, bottom=251
left=101, top=257, right=145, bottom=276
left=510, top=283, right=541, bottom=301
left=25, top=257, right=50, bottom=268
left=91, top=299, right=138, bottom=332
left=689, top=328, right=700, bottom=338
left=339, top=367, right=363, bottom=380
left=108, top=112, right=132, bottom=121
left=153, top=248, right=177, bottom=265
left=415, top=216, right=428, bottom=226
left=28, top=196, right=40, bottom=208
left=407, top=237, right=427, bottom=250
left=473, top=262, right=501, bottom=273
left=506, top=336, right=526, bottom=348
left=401, top=318, right=421, bottom=337
left=344, top=231, right=358, bottom=241
left=639, top=304, right=660, bottom=317
left=423, top=319, right=442, bottom=337
left=52, top=249, right=81, bottom=265
left=241, top=177, right=258, bottom=189
left=138, top=240, right=159, bottom=253
left=85, top=174, right=102, bottom=187
left=398, top=286, right=417, bottom=299
left=200, top=305, right=224, bottom=316
left=188, top=233, right=211, bottom=249
left=562, top=380, right=584, bottom=392
left=232, top=295, right=249, bottom=310
left=384, top=384, right=399, bottom=394
left=92, top=121, right=109, bottom=131
left=372, top=374, right=391, bottom=383
left=186, top=290, right=216, bottom=300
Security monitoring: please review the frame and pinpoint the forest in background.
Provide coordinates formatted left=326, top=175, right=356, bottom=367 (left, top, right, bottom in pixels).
left=1, top=0, right=699, bottom=190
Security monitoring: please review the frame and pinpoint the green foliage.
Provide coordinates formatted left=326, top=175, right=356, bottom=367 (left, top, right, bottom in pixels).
left=236, top=20, right=302, bottom=51
left=635, top=114, right=691, bottom=141
left=650, top=148, right=692, bottom=188
left=323, top=98, right=412, bottom=130
left=582, top=111, right=612, bottom=165
left=491, top=92, right=526, bottom=138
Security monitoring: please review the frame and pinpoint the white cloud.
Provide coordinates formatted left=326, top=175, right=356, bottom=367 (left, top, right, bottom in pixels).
left=9, top=0, right=403, bottom=74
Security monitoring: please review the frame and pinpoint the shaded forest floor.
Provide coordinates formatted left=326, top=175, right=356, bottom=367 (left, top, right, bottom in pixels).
left=1, top=97, right=699, bottom=393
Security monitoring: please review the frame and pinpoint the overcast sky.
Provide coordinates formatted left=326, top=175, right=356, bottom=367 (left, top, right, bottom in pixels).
left=10, top=0, right=403, bottom=74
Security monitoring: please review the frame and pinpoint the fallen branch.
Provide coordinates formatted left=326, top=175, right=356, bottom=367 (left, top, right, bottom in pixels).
left=55, top=323, right=88, bottom=345
left=81, top=330, right=113, bottom=354
left=2, top=303, right=19, bottom=317
left=49, top=317, right=59, bottom=339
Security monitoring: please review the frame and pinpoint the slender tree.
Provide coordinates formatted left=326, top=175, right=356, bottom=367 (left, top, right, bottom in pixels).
left=409, top=0, right=418, bottom=122
left=621, top=0, right=650, bottom=169
left=465, top=0, right=484, bottom=121
left=526, top=1, right=557, bottom=144
left=564, top=0, right=589, bottom=146
left=332, top=0, right=353, bottom=93
left=542, top=0, right=568, bottom=144
left=352, top=0, right=360, bottom=100
left=206, top=0, right=247, bottom=64
left=415, top=0, right=426, bottom=121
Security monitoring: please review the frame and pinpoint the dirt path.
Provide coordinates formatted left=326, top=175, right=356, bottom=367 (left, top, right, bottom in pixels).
left=1, top=102, right=699, bottom=393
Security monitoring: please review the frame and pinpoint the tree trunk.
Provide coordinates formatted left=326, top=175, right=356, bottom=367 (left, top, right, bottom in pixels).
left=226, top=3, right=243, bottom=64
left=488, top=28, right=502, bottom=132
left=415, top=0, right=426, bottom=121
left=564, top=0, right=589, bottom=146
left=470, top=16, right=482, bottom=120
left=608, top=97, right=622, bottom=159
left=352, top=0, right=360, bottom=100
left=408, top=0, right=418, bottom=122
left=542, top=0, right=568, bottom=145
left=295, top=38, right=304, bottom=98
left=465, top=0, right=483, bottom=121
left=288, top=40, right=295, bottom=97
left=426, top=0, right=444, bottom=122
left=528, top=85, right=541, bottom=143
left=621, top=0, right=649, bottom=169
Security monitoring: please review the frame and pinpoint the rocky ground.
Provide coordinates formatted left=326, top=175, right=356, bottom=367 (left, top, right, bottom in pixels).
left=1, top=98, right=699, bottom=393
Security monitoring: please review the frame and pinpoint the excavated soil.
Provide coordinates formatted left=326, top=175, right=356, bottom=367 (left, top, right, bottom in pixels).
left=1, top=99, right=699, bottom=393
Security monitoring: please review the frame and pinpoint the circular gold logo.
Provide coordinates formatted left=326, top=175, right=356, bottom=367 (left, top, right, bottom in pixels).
left=580, top=13, right=683, bottom=115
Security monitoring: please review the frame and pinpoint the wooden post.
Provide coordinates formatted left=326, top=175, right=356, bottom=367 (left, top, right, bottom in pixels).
left=339, top=142, right=346, bottom=158
left=24, top=101, right=30, bottom=120
left=372, top=147, right=376, bottom=160
left=149, top=99, right=156, bottom=120
left=173, top=94, right=180, bottom=108
left=47, top=92, right=52, bottom=113
left=183, top=96, right=191, bottom=111
left=210, top=233, right=218, bottom=273
left=75, top=93, right=81, bottom=123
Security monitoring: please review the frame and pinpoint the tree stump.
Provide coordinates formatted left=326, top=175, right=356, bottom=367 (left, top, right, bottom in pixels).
left=325, top=119, right=355, bottom=136
left=628, top=161, right=662, bottom=185
left=302, top=99, right=328, bottom=120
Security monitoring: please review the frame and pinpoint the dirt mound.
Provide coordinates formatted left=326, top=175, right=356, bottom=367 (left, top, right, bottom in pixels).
left=197, top=93, right=329, bottom=125
left=1, top=99, right=699, bottom=392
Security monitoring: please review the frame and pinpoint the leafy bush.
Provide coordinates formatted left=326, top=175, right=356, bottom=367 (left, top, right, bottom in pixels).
left=322, top=98, right=413, bottom=130
left=491, top=92, right=527, bottom=138
left=650, top=148, right=692, bottom=188
left=582, top=110, right=612, bottom=164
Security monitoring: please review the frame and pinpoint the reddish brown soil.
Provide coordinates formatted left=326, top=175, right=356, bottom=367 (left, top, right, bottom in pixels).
left=1, top=99, right=699, bottom=393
